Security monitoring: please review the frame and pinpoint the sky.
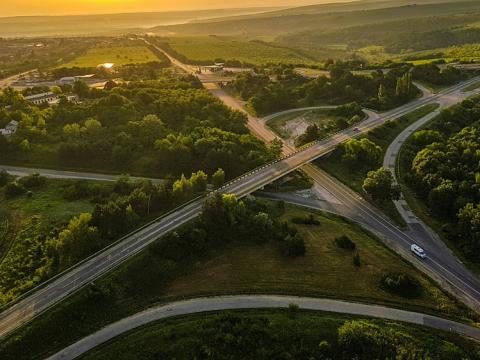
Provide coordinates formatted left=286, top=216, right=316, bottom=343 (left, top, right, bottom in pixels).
left=1, top=0, right=353, bottom=17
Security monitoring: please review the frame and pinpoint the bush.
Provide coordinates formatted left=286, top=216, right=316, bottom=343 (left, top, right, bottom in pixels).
left=18, top=173, right=46, bottom=189
left=353, top=252, right=361, bottom=267
left=0, top=170, right=10, bottom=187
left=280, top=233, right=306, bottom=258
left=291, top=214, right=320, bottom=226
left=4, top=182, right=26, bottom=198
left=335, top=235, right=356, bottom=250
left=380, top=272, right=421, bottom=298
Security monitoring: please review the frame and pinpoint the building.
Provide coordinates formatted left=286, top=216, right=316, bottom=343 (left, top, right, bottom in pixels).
left=23, top=92, right=59, bottom=106
left=0, top=120, right=19, bottom=137
left=199, top=63, right=225, bottom=73
left=58, top=74, right=96, bottom=85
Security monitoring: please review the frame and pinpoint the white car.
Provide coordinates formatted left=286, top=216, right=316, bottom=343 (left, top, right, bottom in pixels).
left=411, top=244, right=427, bottom=259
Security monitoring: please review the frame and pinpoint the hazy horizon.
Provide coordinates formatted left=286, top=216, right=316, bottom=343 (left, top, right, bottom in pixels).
left=1, top=0, right=356, bottom=18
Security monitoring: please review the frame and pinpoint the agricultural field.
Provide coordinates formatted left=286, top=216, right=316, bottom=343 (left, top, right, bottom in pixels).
left=403, top=44, right=480, bottom=65
left=59, top=46, right=161, bottom=68
left=163, top=36, right=319, bottom=66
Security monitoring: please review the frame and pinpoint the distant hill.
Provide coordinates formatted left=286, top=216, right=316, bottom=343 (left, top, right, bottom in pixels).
left=0, top=7, right=280, bottom=38
left=152, top=0, right=480, bottom=36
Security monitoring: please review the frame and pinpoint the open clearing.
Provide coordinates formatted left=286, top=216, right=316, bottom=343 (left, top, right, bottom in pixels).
left=166, top=204, right=463, bottom=317
left=59, top=46, right=160, bottom=68
left=267, top=109, right=343, bottom=141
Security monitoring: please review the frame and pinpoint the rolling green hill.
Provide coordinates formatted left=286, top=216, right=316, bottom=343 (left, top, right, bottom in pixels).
left=153, top=1, right=480, bottom=36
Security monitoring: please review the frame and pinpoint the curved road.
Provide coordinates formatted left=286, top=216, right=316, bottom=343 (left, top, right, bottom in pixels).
left=46, top=295, right=480, bottom=360
left=0, top=165, right=164, bottom=184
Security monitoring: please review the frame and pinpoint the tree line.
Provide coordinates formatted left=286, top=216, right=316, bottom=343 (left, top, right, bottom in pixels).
left=401, top=96, right=480, bottom=261
left=230, top=63, right=419, bottom=116
left=0, top=71, right=279, bottom=180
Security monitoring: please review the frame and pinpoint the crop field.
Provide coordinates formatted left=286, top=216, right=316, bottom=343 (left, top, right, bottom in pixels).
left=59, top=46, right=160, bottom=68
left=403, top=44, right=480, bottom=65
left=166, top=36, right=319, bottom=65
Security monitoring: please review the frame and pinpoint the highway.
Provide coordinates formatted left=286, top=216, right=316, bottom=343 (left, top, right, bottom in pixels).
left=47, top=295, right=480, bottom=360
left=1, top=45, right=480, bottom=340
left=205, top=75, right=480, bottom=314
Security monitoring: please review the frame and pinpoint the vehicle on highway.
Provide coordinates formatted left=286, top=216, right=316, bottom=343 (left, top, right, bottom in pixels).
left=411, top=244, right=427, bottom=259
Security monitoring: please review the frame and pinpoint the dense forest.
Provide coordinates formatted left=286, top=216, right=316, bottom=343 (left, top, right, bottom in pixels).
left=0, top=69, right=278, bottom=179
left=231, top=64, right=419, bottom=115
left=401, top=96, right=480, bottom=261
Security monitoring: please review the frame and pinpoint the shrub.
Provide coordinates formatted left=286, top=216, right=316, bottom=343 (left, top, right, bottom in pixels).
left=291, top=214, right=320, bottom=225
left=280, top=233, right=306, bottom=258
left=18, top=173, right=46, bottom=189
left=335, top=235, right=356, bottom=250
left=4, top=182, right=26, bottom=198
left=0, top=170, right=10, bottom=187
left=380, top=272, right=421, bottom=298
left=353, top=252, right=361, bottom=267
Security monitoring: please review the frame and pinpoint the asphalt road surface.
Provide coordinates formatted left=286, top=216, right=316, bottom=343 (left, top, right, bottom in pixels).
left=47, top=295, right=480, bottom=360
left=0, top=164, right=164, bottom=184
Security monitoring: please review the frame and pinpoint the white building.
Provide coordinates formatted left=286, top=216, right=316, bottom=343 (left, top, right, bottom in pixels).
left=23, top=92, right=59, bottom=106
left=58, top=74, right=96, bottom=85
left=0, top=120, right=19, bottom=137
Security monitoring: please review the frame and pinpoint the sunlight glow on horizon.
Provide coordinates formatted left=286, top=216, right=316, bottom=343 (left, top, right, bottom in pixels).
left=1, top=0, right=354, bottom=17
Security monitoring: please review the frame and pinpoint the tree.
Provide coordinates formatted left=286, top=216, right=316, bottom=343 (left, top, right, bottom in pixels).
left=335, top=235, right=356, bottom=250
left=84, top=118, right=102, bottom=130
left=377, top=84, right=387, bottom=104
left=73, top=80, right=90, bottom=98
left=212, top=168, right=225, bottom=188
left=53, top=213, right=100, bottom=267
left=341, top=138, right=382, bottom=168
left=362, top=167, right=400, bottom=202
left=19, top=139, right=30, bottom=152
left=457, top=203, right=480, bottom=259
left=190, top=171, right=208, bottom=193
left=268, top=138, right=283, bottom=158
left=4, top=182, right=26, bottom=198
left=428, top=180, right=456, bottom=218
left=0, top=170, right=10, bottom=187
left=280, top=233, right=306, bottom=258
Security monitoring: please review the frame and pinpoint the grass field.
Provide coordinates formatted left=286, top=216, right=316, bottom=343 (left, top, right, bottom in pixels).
left=166, top=204, right=460, bottom=314
left=82, top=310, right=480, bottom=360
left=166, top=36, right=319, bottom=65
left=0, top=201, right=471, bottom=360
left=316, top=104, right=439, bottom=227
left=59, top=46, right=160, bottom=68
